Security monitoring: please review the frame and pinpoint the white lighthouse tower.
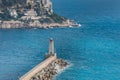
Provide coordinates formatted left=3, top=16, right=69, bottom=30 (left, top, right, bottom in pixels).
left=46, top=38, right=56, bottom=58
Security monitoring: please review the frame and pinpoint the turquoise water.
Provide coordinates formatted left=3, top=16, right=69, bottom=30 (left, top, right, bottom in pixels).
left=1, top=0, right=120, bottom=80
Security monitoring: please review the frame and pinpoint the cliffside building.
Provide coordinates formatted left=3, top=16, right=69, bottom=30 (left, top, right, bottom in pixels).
left=9, top=9, right=18, bottom=18
left=42, top=0, right=53, bottom=14
left=21, top=9, right=39, bottom=20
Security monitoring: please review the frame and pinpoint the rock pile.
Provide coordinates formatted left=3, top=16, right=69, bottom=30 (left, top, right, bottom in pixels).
left=30, top=59, right=68, bottom=80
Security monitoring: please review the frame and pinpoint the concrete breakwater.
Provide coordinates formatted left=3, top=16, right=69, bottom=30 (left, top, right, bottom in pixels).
left=19, top=55, right=57, bottom=80
left=30, top=59, right=68, bottom=80
left=19, top=38, right=68, bottom=80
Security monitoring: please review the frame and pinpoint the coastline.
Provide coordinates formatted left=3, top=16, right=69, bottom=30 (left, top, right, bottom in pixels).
left=0, top=20, right=81, bottom=29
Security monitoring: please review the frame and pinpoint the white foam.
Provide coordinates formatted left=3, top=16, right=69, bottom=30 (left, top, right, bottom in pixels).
left=53, top=61, right=73, bottom=80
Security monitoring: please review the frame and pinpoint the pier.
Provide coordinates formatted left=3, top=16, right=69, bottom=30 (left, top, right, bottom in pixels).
left=19, top=38, right=68, bottom=80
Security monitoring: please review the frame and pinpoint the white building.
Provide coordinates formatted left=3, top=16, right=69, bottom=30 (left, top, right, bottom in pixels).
left=21, top=9, right=40, bottom=20
left=42, top=0, right=53, bottom=14
left=24, top=9, right=37, bottom=16
left=9, top=9, right=18, bottom=18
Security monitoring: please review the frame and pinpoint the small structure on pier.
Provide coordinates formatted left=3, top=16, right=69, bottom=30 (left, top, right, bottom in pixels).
left=46, top=38, right=56, bottom=58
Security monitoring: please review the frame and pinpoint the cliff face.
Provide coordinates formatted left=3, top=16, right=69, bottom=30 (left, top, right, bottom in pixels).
left=27, top=0, right=53, bottom=16
left=0, top=0, right=53, bottom=16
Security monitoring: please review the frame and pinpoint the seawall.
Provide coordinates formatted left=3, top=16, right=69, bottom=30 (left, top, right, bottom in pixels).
left=19, top=55, right=57, bottom=80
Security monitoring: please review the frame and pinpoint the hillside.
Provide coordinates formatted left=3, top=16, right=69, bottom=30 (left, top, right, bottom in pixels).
left=0, top=0, right=78, bottom=28
left=0, top=0, right=26, bottom=9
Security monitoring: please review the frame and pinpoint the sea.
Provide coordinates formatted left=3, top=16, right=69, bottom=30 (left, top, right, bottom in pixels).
left=0, top=0, right=120, bottom=80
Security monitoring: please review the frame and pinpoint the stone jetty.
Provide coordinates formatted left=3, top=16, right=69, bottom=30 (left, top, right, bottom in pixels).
left=30, top=59, right=68, bottom=80
left=19, top=38, right=68, bottom=80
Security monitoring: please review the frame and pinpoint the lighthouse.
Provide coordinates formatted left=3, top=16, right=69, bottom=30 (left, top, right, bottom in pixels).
left=49, top=38, right=54, bottom=55
left=46, top=38, right=56, bottom=58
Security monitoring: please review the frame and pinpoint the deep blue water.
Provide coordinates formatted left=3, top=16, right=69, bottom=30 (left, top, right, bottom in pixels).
left=1, top=0, right=120, bottom=80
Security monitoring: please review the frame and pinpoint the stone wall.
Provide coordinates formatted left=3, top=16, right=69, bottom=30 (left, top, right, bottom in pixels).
left=0, top=21, right=24, bottom=28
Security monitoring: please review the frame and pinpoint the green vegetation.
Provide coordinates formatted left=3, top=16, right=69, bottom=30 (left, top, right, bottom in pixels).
left=0, top=9, right=12, bottom=20
left=49, top=13, right=67, bottom=23
left=38, top=13, right=67, bottom=24
left=26, top=3, right=32, bottom=9
left=34, top=2, right=41, bottom=16
left=39, top=18, right=53, bottom=24
left=0, top=0, right=26, bottom=9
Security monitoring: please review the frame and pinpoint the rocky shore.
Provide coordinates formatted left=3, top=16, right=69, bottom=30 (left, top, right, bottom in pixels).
left=0, top=20, right=80, bottom=29
left=30, top=59, right=68, bottom=80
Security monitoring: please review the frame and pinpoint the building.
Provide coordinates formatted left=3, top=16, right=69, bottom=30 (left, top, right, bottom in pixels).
left=42, top=0, right=53, bottom=14
left=27, top=0, right=34, bottom=6
left=21, top=9, right=40, bottom=20
left=9, top=9, right=18, bottom=18
left=46, top=38, right=56, bottom=58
